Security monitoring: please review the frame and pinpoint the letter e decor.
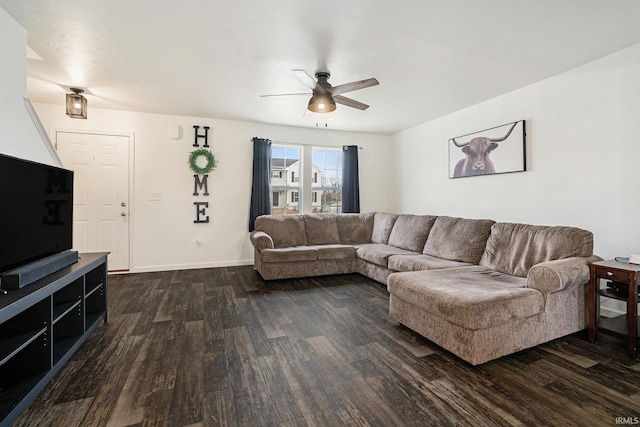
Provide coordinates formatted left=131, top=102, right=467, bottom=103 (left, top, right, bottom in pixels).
left=448, top=120, right=526, bottom=179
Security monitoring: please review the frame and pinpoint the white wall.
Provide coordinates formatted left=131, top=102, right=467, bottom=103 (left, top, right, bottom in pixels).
left=0, top=8, right=56, bottom=164
left=390, top=42, right=640, bottom=260
left=34, top=104, right=391, bottom=272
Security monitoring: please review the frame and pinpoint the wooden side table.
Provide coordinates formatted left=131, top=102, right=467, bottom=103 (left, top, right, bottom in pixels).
left=589, top=260, right=640, bottom=359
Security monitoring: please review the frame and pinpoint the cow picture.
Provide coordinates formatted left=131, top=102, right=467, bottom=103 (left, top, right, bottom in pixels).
left=449, top=120, right=526, bottom=179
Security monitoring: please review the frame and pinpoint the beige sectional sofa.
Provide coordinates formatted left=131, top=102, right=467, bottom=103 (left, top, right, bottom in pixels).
left=250, top=212, right=600, bottom=365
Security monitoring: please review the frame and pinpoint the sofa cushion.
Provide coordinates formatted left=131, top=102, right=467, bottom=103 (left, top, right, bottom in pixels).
left=255, top=215, right=308, bottom=248
left=387, top=267, right=541, bottom=330
left=423, top=216, right=495, bottom=264
left=356, top=243, right=417, bottom=268
left=371, top=212, right=399, bottom=244
left=304, top=214, right=340, bottom=245
left=388, top=254, right=472, bottom=272
left=480, top=222, right=594, bottom=277
left=388, top=214, right=438, bottom=252
left=314, top=244, right=356, bottom=260
left=336, top=212, right=374, bottom=244
left=261, top=246, right=317, bottom=263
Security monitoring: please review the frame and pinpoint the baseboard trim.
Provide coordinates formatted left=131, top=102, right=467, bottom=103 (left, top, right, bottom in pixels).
left=129, top=259, right=254, bottom=274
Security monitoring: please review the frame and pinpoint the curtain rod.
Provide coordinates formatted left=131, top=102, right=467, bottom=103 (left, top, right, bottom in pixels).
left=256, top=139, right=363, bottom=149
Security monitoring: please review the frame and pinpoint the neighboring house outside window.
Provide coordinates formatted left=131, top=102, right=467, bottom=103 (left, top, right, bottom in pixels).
left=270, top=145, right=342, bottom=215
left=270, top=146, right=300, bottom=214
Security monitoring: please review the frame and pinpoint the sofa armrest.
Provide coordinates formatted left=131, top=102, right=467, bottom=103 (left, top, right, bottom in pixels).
left=250, top=231, right=274, bottom=252
left=527, top=255, right=602, bottom=296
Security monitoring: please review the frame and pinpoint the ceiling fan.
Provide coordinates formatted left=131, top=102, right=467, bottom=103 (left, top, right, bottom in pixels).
left=262, top=69, right=379, bottom=113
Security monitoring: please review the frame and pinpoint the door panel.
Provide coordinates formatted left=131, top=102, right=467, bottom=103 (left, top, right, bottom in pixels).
left=55, top=131, right=130, bottom=271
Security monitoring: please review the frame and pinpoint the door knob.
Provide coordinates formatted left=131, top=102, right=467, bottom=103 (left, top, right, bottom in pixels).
left=121, top=212, right=127, bottom=217
left=121, top=202, right=127, bottom=207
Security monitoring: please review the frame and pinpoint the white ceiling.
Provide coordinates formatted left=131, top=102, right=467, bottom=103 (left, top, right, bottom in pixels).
left=2, top=1, right=640, bottom=135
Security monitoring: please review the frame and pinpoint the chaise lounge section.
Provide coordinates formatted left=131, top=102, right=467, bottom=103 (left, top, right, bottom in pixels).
left=388, top=222, right=599, bottom=364
left=249, top=212, right=600, bottom=364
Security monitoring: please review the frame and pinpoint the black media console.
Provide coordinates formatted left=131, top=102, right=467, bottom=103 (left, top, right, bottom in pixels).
left=0, top=252, right=108, bottom=426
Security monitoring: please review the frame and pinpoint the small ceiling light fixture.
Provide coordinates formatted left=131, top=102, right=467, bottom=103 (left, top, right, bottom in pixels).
left=66, top=88, right=87, bottom=119
left=307, top=92, right=336, bottom=113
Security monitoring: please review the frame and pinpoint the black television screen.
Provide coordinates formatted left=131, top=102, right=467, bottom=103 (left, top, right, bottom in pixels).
left=0, top=153, right=74, bottom=275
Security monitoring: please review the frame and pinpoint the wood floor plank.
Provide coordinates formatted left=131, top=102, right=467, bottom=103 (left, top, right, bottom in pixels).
left=203, top=341, right=236, bottom=426
left=224, top=325, right=280, bottom=426
left=13, top=397, right=93, bottom=427
left=171, top=320, right=205, bottom=426
left=13, top=266, right=640, bottom=426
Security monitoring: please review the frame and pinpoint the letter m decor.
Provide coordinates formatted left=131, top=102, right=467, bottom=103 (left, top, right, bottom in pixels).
left=193, top=174, right=209, bottom=196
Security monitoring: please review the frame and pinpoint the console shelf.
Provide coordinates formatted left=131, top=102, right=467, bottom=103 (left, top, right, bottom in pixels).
left=0, top=252, right=108, bottom=426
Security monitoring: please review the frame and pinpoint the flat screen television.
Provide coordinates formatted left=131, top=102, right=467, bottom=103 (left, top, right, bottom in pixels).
left=0, top=153, right=75, bottom=278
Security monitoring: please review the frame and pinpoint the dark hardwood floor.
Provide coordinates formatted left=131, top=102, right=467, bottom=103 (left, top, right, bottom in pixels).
left=13, top=266, right=640, bottom=426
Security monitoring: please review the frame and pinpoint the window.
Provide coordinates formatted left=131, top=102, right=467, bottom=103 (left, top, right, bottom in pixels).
left=270, top=146, right=300, bottom=214
left=270, top=145, right=342, bottom=214
left=312, top=148, right=342, bottom=213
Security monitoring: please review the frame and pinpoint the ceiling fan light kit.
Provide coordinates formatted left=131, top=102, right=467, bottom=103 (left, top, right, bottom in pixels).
left=307, top=93, right=336, bottom=113
left=66, top=87, right=87, bottom=119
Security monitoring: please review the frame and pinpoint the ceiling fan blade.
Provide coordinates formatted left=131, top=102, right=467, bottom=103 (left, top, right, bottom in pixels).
left=292, top=69, right=327, bottom=93
left=260, top=93, right=310, bottom=97
left=329, top=78, right=379, bottom=96
left=334, top=95, right=369, bottom=110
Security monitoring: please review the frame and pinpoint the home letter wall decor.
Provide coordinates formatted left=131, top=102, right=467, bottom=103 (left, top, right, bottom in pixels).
left=189, top=126, right=217, bottom=223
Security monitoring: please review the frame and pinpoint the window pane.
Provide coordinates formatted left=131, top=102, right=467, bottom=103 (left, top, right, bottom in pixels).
left=325, top=151, right=339, bottom=169
left=312, top=147, right=342, bottom=214
left=270, top=146, right=300, bottom=215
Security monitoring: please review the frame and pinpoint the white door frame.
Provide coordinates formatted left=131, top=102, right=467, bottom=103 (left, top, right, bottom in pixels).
left=53, top=128, right=135, bottom=272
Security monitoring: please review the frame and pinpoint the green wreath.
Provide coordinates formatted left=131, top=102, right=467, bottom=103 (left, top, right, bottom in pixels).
left=188, top=148, right=217, bottom=175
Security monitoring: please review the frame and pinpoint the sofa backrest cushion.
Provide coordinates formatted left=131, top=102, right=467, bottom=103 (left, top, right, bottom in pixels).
left=479, top=222, right=594, bottom=277
left=336, top=212, right=374, bottom=244
left=371, top=212, right=399, bottom=244
left=304, top=214, right=340, bottom=245
left=254, top=215, right=308, bottom=248
left=388, top=214, right=438, bottom=252
left=423, top=216, right=495, bottom=263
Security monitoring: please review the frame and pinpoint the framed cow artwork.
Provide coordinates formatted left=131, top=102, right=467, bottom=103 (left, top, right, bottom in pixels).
left=448, top=120, right=526, bottom=179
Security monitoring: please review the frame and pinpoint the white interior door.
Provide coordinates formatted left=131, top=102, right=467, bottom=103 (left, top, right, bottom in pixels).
left=55, top=131, right=131, bottom=271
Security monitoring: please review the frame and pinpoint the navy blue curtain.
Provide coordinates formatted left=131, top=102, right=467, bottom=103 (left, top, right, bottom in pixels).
left=249, top=137, right=272, bottom=231
left=342, top=145, right=360, bottom=213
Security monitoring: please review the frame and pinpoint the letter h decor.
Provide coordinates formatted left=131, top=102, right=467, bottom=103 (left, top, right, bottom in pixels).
left=193, top=125, right=210, bottom=147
